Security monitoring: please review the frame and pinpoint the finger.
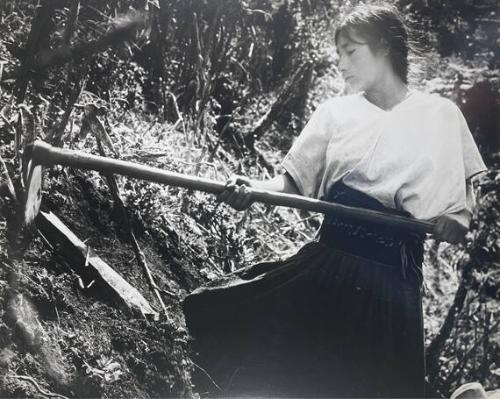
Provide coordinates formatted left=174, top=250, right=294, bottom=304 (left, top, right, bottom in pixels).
left=233, top=197, right=251, bottom=211
left=441, top=221, right=457, bottom=243
left=442, top=219, right=467, bottom=244
left=448, top=235, right=461, bottom=245
left=456, top=224, right=468, bottom=236
left=225, top=190, right=239, bottom=206
left=433, top=219, right=445, bottom=240
left=227, top=175, right=240, bottom=186
left=451, top=230, right=466, bottom=245
left=242, top=190, right=255, bottom=208
left=443, top=233, right=456, bottom=244
left=235, top=176, right=250, bottom=187
left=447, top=228, right=465, bottom=245
left=217, top=186, right=235, bottom=202
left=222, top=178, right=236, bottom=195
left=240, top=193, right=253, bottom=209
left=232, top=186, right=249, bottom=209
left=216, top=191, right=227, bottom=202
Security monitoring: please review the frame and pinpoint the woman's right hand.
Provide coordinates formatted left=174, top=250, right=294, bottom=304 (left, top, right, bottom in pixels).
left=217, top=174, right=255, bottom=211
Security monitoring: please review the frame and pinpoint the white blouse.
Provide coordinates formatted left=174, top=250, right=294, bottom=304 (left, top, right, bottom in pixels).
left=280, top=90, right=487, bottom=221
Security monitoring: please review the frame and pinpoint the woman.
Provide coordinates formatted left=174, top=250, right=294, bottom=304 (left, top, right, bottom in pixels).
left=182, top=4, right=487, bottom=398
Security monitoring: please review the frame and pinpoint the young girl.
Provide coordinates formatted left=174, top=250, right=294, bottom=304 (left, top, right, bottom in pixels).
left=183, top=4, right=487, bottom=397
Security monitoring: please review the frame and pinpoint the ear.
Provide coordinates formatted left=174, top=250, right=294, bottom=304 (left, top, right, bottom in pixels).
left=378, top=38, right=391, bottom=56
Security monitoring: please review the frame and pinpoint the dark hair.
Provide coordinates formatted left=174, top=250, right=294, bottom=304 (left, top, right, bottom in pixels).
left=334, top=4, right=411, bottom=84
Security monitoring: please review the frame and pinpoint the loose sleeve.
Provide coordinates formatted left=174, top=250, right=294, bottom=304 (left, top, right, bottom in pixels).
left=448, top=181, right=476, bottom=227
left=280, top=101, right=333, bottom=198
left=453, top=103, right=488, bottom=180
left=423, top=100, right=487, bottom=220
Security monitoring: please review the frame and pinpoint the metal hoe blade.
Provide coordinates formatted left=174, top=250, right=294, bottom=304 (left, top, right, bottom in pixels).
left=23, top=160, right=43, bottom=226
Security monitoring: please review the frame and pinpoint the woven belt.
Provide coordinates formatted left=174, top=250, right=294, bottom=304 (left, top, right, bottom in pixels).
left=317, top=180, right=426, bottom=286
left=318, top=215, right=425, bottom=285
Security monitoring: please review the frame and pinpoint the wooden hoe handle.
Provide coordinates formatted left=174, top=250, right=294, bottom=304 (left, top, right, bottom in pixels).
left=29, top=140, right=436, bottom=235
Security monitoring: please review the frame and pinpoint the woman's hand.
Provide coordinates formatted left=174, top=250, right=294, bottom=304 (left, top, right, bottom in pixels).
left=217, top=174, right=255, bottom=211
left=434, top=211, right=471, bottom=244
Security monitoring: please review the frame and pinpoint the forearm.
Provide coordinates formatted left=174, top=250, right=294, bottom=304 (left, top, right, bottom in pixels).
left=434, top=179, right=476, bottom=243
left=449, top=179, right=476, bottom=227
left=250, top=172, right=300, bottom=195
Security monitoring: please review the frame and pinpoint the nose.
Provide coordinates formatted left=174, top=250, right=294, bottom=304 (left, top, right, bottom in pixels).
left=338, top=54, right=349, bottom=76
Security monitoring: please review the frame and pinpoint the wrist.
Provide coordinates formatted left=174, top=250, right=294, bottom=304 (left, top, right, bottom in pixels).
left=445, top=209, right=472, bottom=229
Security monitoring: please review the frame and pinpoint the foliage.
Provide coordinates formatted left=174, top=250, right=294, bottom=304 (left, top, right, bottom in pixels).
left=0, top=0, right=498, bottom=397
left=423, top=168, right=500, bottom=395
left=402, top=0, right=498, bottom=68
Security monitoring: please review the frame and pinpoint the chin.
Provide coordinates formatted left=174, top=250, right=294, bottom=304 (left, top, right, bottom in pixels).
left=345, top=83, right=363, bottom=94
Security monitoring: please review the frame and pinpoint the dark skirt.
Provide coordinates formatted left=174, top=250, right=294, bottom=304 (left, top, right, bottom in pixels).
left=182, top=181, right=427, bottom=398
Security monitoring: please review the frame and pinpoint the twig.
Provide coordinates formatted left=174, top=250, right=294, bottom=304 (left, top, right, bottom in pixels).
left=158, top=287, right=178, bottom=299
left=0, top=155, right=17, bottom=200
left=244, top=61, right=313, bottom=148
left=191, top=361, right=223, bottom=392
left=51, top=74, right=87, bottom=147
left=122, top=151, right=218, bottom=172
left=6, top=374, right=69, bottom=399
left=0, top=61, right=6, bottom=96
left=62, top=0, right=80, bottom=45
left=426, top=257, right=475, bottom=378
left=442, top=318, right=500, bottom=391
left=164, top=90, right=182, bottom=126
left=281, top=214, right=321, bottom=229
left=103, top=165, right=168, bottom=317
left=82, top=107, right=171, bottom=321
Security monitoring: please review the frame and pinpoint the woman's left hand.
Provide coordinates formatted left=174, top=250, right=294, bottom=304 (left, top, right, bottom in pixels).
left=434, top=212, right=470, bottom=244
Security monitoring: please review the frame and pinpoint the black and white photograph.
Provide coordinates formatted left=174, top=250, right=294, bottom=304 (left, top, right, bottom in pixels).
left=0, top=0, right=498, bottom=398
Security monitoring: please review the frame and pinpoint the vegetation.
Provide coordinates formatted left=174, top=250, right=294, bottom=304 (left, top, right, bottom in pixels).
left=0, top=0, right=498, bottom=397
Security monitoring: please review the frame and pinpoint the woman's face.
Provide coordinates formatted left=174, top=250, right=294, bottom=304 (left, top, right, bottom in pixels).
left=336, top=29, right=389, bottom=93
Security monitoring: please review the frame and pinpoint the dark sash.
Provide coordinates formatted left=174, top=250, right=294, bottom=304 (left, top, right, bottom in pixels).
left=318, top=180, right=425, bottom=283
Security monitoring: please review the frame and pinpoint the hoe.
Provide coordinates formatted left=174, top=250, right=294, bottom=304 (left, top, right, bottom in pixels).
left=23, top=140, right=435, bottom=234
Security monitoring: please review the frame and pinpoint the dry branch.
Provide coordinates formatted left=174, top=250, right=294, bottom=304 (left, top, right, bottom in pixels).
left=6, top=374, right=69, bottom=399
left=50, top=76, right=86, bottom=147
left=244, top=61, right=314, bottom=148
left=426, top=258, right=473, bottom=381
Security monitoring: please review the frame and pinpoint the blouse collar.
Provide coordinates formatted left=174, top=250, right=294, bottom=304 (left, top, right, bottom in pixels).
left=359, top=89, right=417, bottom=113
